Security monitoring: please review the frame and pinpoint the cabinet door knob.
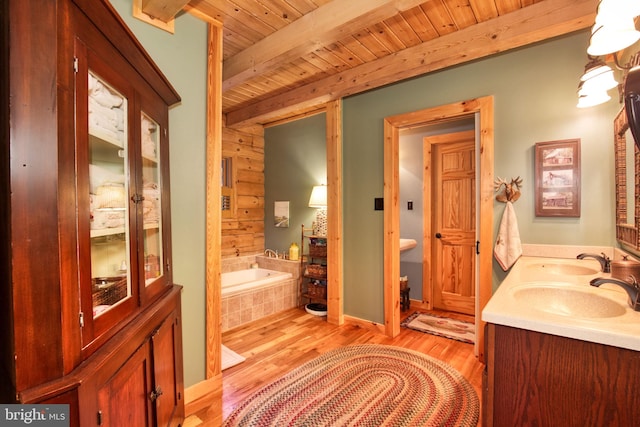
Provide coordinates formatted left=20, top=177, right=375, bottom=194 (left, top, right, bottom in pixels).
left=435, top=232, right=442, bottom=239
left=149, top=386, right=163, bottom=402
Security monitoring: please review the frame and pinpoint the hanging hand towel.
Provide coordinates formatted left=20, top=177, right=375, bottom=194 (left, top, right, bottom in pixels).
left=494, top=201, right=522, bottom=271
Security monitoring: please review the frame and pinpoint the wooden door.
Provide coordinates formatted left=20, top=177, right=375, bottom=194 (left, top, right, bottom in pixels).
left=431, top=135, right=476, bottom=315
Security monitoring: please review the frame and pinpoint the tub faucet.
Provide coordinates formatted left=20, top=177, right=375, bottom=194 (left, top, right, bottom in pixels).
left=264, top=249, right=277, bottom=258
left=577, top=252, right=611, bottom=273
left=590, top=276, right=640, bottom=311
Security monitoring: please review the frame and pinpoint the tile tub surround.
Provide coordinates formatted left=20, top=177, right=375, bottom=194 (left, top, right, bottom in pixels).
left=221, top=255, right=259, bottom=273
left=255, top=255, right=301, bottom=279
left=221, top=254, right=301, bottom=279
left=482, top=255, right=640, bottom=351
left=221, top=255, right=301, bottom=332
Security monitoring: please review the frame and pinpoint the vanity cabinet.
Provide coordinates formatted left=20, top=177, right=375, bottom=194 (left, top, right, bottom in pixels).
left=483, top=324, right=640, bottom=426
left=2, top=0, right=183, bottom=424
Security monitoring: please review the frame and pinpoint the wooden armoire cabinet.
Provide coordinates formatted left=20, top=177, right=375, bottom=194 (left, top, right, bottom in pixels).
left=1, top=0, right=184, bottom=425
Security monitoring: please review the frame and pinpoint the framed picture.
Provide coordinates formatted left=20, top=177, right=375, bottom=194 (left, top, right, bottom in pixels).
left=534, top=139, right=581, bottom=217
left=274, top=201, right=290, bottom=227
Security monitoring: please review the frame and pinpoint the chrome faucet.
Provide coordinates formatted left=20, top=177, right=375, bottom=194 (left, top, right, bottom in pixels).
left=577, top=252, right=611, bottom=273
left=264, top=249, right=277, bottom=258
left=590, top=276, right=640, bottom=311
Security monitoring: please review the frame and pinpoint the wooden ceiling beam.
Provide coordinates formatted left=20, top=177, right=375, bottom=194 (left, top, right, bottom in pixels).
left=142, top=0, right=190, bottom=23
left=222, top=0, right=429, bottom=92
left=225, top=0, right=597, bottom=128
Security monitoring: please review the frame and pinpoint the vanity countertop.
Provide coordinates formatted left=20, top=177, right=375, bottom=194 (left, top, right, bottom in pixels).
left=482, top=256, right=640, bottom=351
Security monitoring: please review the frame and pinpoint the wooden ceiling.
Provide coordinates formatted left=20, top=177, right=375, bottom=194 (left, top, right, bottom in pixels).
left=142, top=0, right=599, bottom=126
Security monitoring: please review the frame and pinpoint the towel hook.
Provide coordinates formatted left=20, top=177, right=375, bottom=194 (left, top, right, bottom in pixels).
left=494, top=176, right=523, bottom=203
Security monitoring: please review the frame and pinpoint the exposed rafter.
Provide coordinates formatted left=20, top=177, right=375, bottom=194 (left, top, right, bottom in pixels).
left=141, top=0, right=190, bottom=23
left=222, top=0, right=430, bottom=92
left=224, top=0, right=596, bottom=127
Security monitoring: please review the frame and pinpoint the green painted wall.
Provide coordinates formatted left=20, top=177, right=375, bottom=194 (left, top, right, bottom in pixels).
left=341, top=31, right=620, bottom=323
left=264, top=32, right=619, bottom=325
left=109, top=0, right=207, bottom=388
left=264, top=114, right=327, bottom=251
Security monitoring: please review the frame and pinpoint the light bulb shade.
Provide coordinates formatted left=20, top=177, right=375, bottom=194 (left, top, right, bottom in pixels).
left=308, top=185, right=327, bottom=208
left=577, top=92, right=611, bottom=108
left=580, top=58, right=612, bottom=82
left=581, top=67, right=618, bottom=92
left=577, top=79, right=612, bottom=108
left=596, top=0, right=640, bottom=22
left=587, top=17, right=640, bottom=56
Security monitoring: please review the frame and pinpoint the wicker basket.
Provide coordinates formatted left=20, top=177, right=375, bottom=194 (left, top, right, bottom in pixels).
left=307, top=282, right=327, bottom=299
left=306, top=263, right=327, bottom=278
left=92, top=276, right=128, bottom=306
left=309, top=237, right=327, bottom=258
left=309, top=242, right=327, bottom=257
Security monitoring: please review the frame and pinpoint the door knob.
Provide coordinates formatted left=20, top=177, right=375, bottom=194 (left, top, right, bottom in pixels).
left=435, top=233, right=442, bottom=239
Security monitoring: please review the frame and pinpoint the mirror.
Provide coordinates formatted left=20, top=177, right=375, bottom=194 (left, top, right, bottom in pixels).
left=614, top=107, right=640, bottom=251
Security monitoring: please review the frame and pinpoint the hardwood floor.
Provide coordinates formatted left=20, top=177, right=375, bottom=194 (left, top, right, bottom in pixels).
left=188, top=307, right=483, bottom=426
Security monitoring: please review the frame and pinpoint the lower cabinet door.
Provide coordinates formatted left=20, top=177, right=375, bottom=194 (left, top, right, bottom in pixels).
left=151, top=312, right=182, bottom=426
left=97, top=342, right=153, bottom=427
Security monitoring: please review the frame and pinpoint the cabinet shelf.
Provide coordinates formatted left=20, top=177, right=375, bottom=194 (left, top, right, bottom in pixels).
left=142, top=153, right=159, bottom=163
left=90, top=127, right=124, bottom=149
left=91, top=221, right=159, bottom=238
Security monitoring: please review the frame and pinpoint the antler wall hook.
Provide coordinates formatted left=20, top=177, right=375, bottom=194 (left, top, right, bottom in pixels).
left=494, top=176, right=523, bottom=203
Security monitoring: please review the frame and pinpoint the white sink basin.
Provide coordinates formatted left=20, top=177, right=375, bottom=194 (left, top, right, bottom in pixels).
left=510, top=283, right=626, bottom=319
left=526, top=263, right=599, bottom=276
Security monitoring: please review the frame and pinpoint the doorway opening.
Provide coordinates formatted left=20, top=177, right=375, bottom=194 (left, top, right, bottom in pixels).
left=383, top=97, right=494, bottom=362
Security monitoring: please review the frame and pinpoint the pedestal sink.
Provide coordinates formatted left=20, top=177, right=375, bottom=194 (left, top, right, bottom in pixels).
left=510, top=283, right=626, bottom=319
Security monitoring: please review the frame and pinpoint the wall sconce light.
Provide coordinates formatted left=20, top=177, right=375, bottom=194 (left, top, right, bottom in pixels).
left=589, top=0, right=640, bottom=55
left=577, top=80, right=612, bottom=108
left=308, top=184, right=327, bottom=236
left=578, top=1, right=640, bottom=108
left=576, top=57, right=618, bottom=108
left=587, top=16, right=640, bottom=56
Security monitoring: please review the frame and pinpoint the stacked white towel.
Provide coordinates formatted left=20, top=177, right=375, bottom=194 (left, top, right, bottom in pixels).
left=141, top=115, right=158, bottom=160
left=142, top=182, right=160, bottom=224
left=88, top=73, right=126, bottom=144
left=494, top=201, right=522, bottom=271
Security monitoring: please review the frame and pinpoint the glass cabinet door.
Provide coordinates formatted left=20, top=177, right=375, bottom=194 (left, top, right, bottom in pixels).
left=76, top=39, right=172, bottom=351
left=140, top=112, right=164, bottom=287
left=88, top=71, right=132, bottom=319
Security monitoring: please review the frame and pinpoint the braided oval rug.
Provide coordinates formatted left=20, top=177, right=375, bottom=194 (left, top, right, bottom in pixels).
left=223, top=344, right=479, bottom=427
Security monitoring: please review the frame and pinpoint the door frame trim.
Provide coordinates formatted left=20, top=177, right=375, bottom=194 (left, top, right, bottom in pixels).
left=383, top=97, right=494, bottom=361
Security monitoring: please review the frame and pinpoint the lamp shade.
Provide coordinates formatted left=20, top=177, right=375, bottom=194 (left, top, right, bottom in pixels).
left=587, top=0, right=640, bottom=55
left=587, top=18, right=640, bottom=56
left=580, top=58, right=613, bottom=82
left=577, top=80, right=611, bottom=108
left=308, top=185, right=327, bottom=208
left=577, top=91, right=611, bottom=108
left=578, top=57, right=618, bottom=100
